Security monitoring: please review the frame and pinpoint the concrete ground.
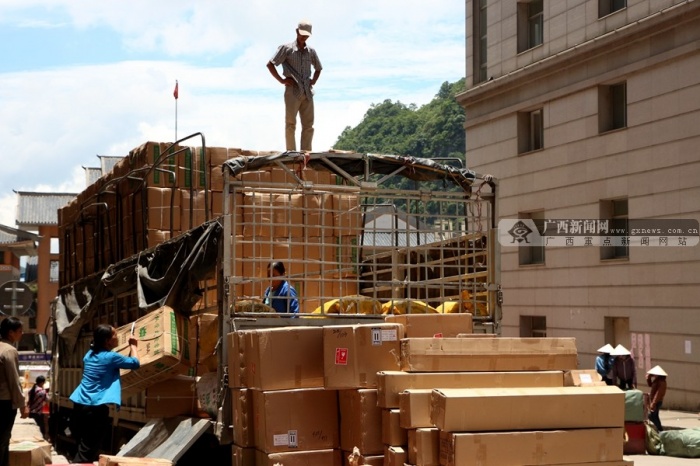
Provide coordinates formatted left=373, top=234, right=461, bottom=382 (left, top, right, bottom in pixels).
left=10, top=408, right=700, bottom=465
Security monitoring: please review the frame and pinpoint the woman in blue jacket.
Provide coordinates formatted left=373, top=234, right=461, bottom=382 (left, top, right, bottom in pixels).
left=70, top=324, right=140, bottom=463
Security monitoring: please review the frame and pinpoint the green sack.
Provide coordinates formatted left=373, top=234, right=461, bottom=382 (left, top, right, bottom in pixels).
left=660, top=428, right=700, bottom=458
left=624, top=389, right=645, bottom=422
left=645, top=420, right=663, bottom=455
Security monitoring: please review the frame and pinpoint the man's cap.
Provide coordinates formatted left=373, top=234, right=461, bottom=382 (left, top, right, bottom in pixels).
left=597, top=343, right=614, bottom=353
left=298, top=20, right=312, bottom=36
left=647, top=365, right=668, bottom=377
left=610, top=344, right=631, bottom=356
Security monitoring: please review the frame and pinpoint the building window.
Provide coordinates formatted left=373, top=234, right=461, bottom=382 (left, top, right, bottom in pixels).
left=518, top=108, right=544, bottom=154
left=599, top=82, right=627, bottom=133
left=520, top=315, right=547, bottom=337
left=600, top=199, right=629, bottom=260
left=473, top=0, right=488, bottom=84
left=517, top=0, right=543, bottom=53
left=518, top=211, right=545, bottom=265
left=599, top=0, right=626, bottom=18
left=50, top=237, right=60, bottom=255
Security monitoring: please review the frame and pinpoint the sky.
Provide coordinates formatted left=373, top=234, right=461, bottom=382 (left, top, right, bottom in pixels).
left=0, top=0, right=466, bottom=228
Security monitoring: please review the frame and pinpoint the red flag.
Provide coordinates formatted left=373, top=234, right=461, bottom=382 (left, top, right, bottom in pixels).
left=173, top=81, right=179, bottom=100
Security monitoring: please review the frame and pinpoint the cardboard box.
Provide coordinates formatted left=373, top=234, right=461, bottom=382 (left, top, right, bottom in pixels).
left=339, top=389, right=383, bottom=455
left=116, top=306, right=191, bottom=394
left=245, top=326, right=324, bottom=390
left=231, top=444, right=255, bottom=466
left=382, top=408, right=407, bottom=446
left=400, top=337, right=578, bottom=372
left=256, top=449, right=342, bottom=466
left=323, top=323, right=402, bottom=389
left=399, top=389, right=433, bottom=429
left=231, top=388, right=254, bottom=447
left=439, top=428, right=624, bottom=466
left=408, top=428, right=439, bottom=466
left=188, top=313, right=218, bottom=373
left=8, top=440, right=52, bottom=466
left=385, top=446, right=407, bottom=466
left=564, top=369, right=605, bottom=387
left=384, top=313, right=473, bottom=338
left=145, top=375, right=199, bottom=418
left=431, top=386, right=624, bottom=432
left=252, top=388, right=339, bottom=453
left=226, top=331, right=247, bottom=388
left=343, top=453, right=384, bottom=466
left=98, top=455, right=173, bottom=466
left=376, top=370, right=564, bottom=408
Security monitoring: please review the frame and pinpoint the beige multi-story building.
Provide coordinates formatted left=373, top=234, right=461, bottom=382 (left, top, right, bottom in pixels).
left=459, top=0, right=700, bottom=410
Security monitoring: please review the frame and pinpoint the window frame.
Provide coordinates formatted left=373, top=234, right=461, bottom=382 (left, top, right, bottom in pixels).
left=517, top=0, right=543, bottom=53
left=599, top=82, right=627, bottom=133
left=518, top=210, right=546, bottom=266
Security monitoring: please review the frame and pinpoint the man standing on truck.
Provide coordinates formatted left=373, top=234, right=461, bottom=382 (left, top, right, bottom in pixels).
left=266, top=20, right=322, bottom=152
left=0, top=317, right=28, bottom=466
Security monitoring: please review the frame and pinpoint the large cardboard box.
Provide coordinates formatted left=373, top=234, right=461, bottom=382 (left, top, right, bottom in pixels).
left=339, top=389, right=383, bottom=455
left=376, top=370, right=564, bottom=408
left=323, top=323, right=402, bottom=389
left=245, top=326, right=324, bottom=390
left=256, top=449, right=342, bottom=466
left=382, top=409, right=407, bottom=446
left=384, top=313, right=473, bottom=337
left=8, top=440, right=52, bottom=466
left=408, top=428, right=439, bottom=466
left=231, top=444, right=255, bottom=466
left=116, top=306, right=191, bottom=394
left=564, top=369, right=605, bottom=387
left=399, top=389, right=433, bottom=429
left=400, top=337, right=578, bottom=372
left=226, top=331, right=247, bottom=388
left=252, top=388, right=339, bottom=453
left=439, top=428, right=624, bottom=466
left=188, top=313, right=218, bottom=373
left=231, top=388, right=254, bottom=447
left=145, top=375, right=199, bottom=418
left=384, top=446, right=407, bottom=466
left=431, top=386, right=624, bottom=432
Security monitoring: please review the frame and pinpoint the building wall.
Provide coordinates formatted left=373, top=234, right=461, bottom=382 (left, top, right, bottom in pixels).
left=36, top=225, right=59, bottom=336
left=461, top=0, right=700, bottom=409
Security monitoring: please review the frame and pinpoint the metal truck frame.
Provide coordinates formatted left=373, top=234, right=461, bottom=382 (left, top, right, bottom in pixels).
left=49, top=135, right=500, bottom=461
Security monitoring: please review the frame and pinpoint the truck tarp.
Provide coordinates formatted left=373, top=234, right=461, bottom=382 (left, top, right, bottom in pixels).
left=54, top=221, right=222, bottom=355
left=223, top=152, right=479, bottom=192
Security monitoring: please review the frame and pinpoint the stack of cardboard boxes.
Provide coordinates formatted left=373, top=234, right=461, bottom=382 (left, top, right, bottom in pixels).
left=226, top=314, right=632, bottom=466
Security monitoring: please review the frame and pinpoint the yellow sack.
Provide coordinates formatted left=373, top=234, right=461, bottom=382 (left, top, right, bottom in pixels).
left=436, top=301, right=461, bottom=314
left=381, top=299, right=438, bottom=315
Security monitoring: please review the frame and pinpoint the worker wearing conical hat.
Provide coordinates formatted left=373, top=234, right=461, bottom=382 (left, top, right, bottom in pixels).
left=646, top=365, right=668, bottom=431
left=611, top=344, right=636, bottom=390
left=595, top=344, right=614, bottom=385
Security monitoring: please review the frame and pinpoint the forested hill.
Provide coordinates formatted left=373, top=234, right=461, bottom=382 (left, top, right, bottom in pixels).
left=332, top=79, right=466, bottom=160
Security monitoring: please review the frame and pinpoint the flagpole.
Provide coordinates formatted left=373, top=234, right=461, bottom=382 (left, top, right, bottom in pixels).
left=174, top=80, right=179, bottom=141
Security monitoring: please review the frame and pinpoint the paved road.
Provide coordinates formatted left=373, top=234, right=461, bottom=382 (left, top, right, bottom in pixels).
left=10, top=408, right=700, bottom=465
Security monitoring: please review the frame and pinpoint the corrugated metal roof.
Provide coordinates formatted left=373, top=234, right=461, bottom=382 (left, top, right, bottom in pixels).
left=98, top=155, right=124, bottom=175
left=84, top=167, right=102, bottom=186
left=0, top=224, right=39, bottom=244
left=15, top=192, right=77, bottom=227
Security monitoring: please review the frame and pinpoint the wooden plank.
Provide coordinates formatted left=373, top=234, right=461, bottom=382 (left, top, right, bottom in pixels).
left=116, top=417, right=211, bottom=462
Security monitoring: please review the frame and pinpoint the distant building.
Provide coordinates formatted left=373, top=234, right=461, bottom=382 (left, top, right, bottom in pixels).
left=460, top=1, right=700, bottom=409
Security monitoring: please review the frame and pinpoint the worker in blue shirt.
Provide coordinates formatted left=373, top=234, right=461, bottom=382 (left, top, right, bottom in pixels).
left=69, top=324, right=140, bottom=463
left=263, top=261, right=300, bottom=315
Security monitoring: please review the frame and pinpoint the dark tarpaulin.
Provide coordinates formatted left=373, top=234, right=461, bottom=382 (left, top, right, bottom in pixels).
left=223, top=151, right=478, bottom=192
left=54, top=221, right=222, bottom=356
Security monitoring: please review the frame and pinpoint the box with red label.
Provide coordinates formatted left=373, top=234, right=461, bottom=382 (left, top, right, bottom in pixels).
left=323, top=323, right=402, bottom=389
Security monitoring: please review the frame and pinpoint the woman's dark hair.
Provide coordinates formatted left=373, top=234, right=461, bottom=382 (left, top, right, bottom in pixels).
left=36, top=375, right=46, bottom=385
left=268, top=261, right=286, bottom=275
left=91, top=324, right=115, bottom=353
left=0, top=317, right=23, bottom=339
left=29, top=375, right=46, bottom=403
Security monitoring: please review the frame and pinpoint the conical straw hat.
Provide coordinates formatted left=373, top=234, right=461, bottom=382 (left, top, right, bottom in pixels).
left=597, top=344, right=614, bottom=353
left=610, top=344, right=631, bottom=356
left=647, top=365, right=668, bottom=377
